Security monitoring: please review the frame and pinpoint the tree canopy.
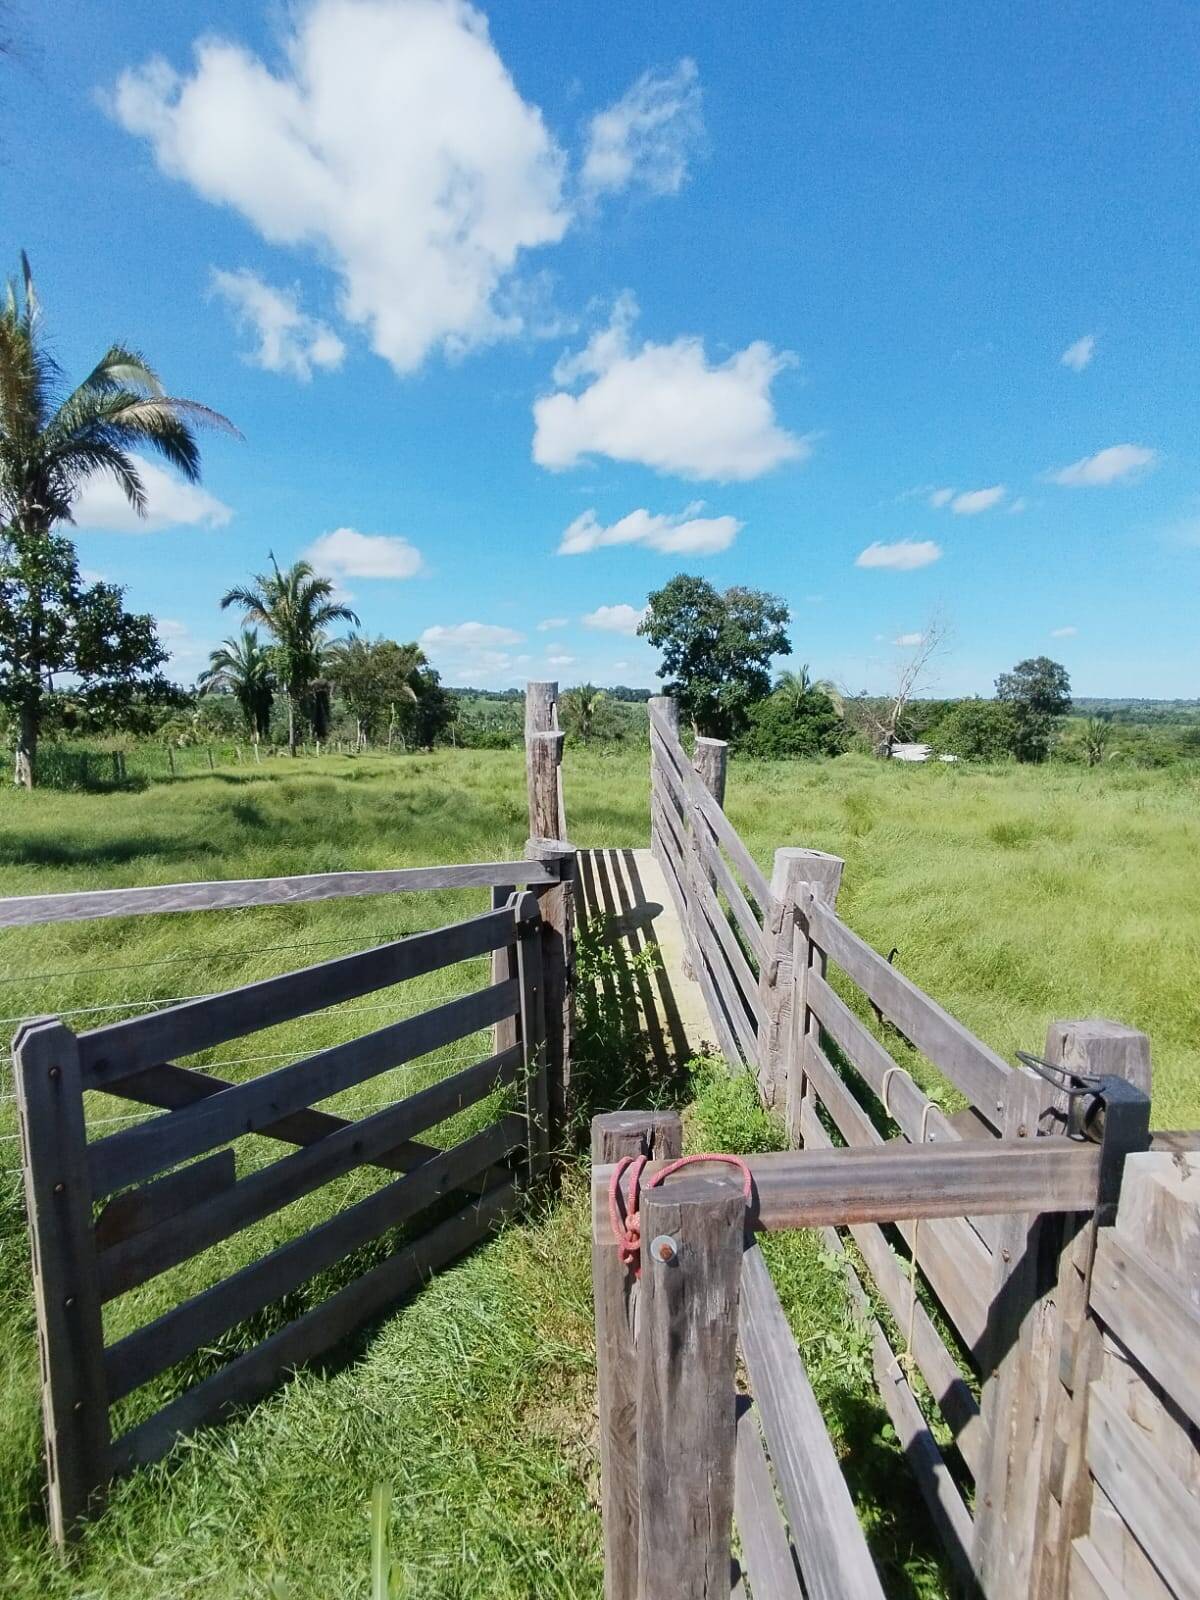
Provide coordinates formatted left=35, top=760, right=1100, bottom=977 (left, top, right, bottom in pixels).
left=996, top=656, right=1072, bottom=761
left=638, top=573, right=791, bottom=737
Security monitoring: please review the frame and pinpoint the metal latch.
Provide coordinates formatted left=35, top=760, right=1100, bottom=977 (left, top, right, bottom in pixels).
left=1016, top=1051, right=1152, bottom=1211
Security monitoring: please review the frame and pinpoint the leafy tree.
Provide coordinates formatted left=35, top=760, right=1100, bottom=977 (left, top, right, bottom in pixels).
left=929, top=699, right=1016, bottom=761
left=739, top=680, right=847, bottom=758
left=996, top=656, right=1072, bottom=762
left=0, top=253, right=234, bottom=785
left=221, top=557, right=358, bottom=754
left=199, top=629, right=274, bottom=743
left=638, top=573, right=791, bottom=737
left=560, top=683, right=612, bottom=742
left=326, top=634, right=423, bottom=747
left=407, top=664, right=457, bottom=749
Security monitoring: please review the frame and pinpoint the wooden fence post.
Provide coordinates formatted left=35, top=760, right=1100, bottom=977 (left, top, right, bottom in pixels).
left=1024, top=1021, right=1152, bottom=1600
left=525, top=838, right=576, bottom=1146
left=12, top=1018, right=111, bottom=1546
left=693, top=736, right=727, bottom=809
left=785, top=856, right=845, bottom=1145
left=513, top=891, right=550, bottom=1178
left=635, top=1171, right=745, bottom=1600
left=166, top=746, right=175, bottom=778
left=526, top=680, right=566, bottom=840
left=759, top=848, right=843, bottom=1120
left=527, top=731, right=565, bottom=841
left=682, top=736, right=726, bottom=984
left=591, top=1111, right=683, bottom=1600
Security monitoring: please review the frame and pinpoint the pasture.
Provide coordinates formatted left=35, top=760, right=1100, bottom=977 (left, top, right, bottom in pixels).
left=0, top=747, right=1196, bottom=1597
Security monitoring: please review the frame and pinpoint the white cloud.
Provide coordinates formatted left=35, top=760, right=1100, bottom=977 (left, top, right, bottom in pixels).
left=1050, top=625, right=1078, bottom=638
left=1008, top=496, right=1028, bottom=514
left=536, top=616, right=568, bottom=631
left=855, top=539, right=942, bottom=571
left=158, top=618, right=190, bottom=641
left=421, top=621, right=525, bottom=649
left=1061, top=334, right=1096, bottom=372
left=929, top=487, right=955, bottom=508
left=582, top=603, right=647, bottom=634
left=211, top=267, right=345, bottom=380
left=1049, top=444, right=1158, bottom=487
left=581, top=59, right=702, bottom=197
left=950, top=485, right=1005, bottom=515
left=546, top=653, right=575, bottom=667
left=533, top=292, right=805, bottom=481
left=558, top=503, right=742, bottom=556
left=304, top=526, right=424, bottom=579
left=894, top=631, right=925, bottom=647
left=72, top=454, right=233, bottom=533
left=110, top=0, right=570, bottom=373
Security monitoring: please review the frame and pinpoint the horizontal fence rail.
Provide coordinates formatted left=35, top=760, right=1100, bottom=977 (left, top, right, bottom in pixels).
left=0, top=858, right=558, bottom=929
left=13, top=891, right=549, bottom=1546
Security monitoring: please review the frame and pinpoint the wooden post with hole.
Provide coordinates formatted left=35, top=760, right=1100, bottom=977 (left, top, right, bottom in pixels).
left=525, top=838, right=576, bottom=1147
left=974, top=1020, right=1151, bottom=1598
left=12, top=1018, right=111, bottom=1546
left=635, top=1170, right=746, bottom=1600
left=785, top=854, right=845, bottom=1145
left=591, top=1111, right=683, bottom=1600
left=525, top=680, right=565, bottom=840
left=1026, top=1021, right=1152, bottom=1600
left=756, top=848, right=841, bottom=1119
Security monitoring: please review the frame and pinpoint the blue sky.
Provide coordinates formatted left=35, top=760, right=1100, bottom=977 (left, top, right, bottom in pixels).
left=4, top=0, right=1199, bottom=695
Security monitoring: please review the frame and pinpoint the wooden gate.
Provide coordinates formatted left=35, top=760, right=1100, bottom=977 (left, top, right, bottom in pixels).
left=14, top=890, right=548, bottom=1544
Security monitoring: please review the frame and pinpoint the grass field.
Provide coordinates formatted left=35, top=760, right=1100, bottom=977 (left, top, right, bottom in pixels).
left=0, top=746, right=1196, bottom=1597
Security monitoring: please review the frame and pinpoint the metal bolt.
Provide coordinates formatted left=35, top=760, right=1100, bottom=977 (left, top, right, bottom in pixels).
left=73, top=1400, right=84, bottom=1414
left=649, top=1234, right=678, bottom=1264
left=53, top=1182, right=65, bottom=1195
left=63, top=1296, right=75, bottom=1310
left=1001, top=1247, right=1011, bottom=1263
left=1017, top=1124, right=1027, bottom=1138
left=48, top=1065, right=60, bottom=1081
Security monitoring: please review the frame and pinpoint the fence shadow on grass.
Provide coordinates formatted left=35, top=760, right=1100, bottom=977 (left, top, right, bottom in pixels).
left=573, top=847, right=695, bottom=1138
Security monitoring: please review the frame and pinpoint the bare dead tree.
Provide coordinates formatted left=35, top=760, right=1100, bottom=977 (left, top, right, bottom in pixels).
left=842, top=613, right=953, bottom=757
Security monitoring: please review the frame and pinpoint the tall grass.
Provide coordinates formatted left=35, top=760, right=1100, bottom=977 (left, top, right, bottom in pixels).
left=0, top=746, right=1195, bottom=1597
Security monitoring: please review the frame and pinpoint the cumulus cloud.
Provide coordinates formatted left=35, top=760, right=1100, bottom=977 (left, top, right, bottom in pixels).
left=533, top=292, right=805, bottom=481
left=546, top=653, right=575, bottom=667
left=929, top=487, right=955, bottom=508
left=421, top=621, right=525, bottom=649
left=1061, top=334, right=1096, bottom=372
left=211, top=268, right=345, bottom=380
left=581, top=59, right=702, bottom=197
left=109, top=0, right=571, bottom=373
left=304, top=526, right=424, bottom=579
left=72, top=454, right=233, bottom=533
left=894, top=631, right=925, bottom=647
left=950, top=485, right=1005, bottom=515
left=582, top=603, right=647, bottom=634
left=536, top=616, right=568, bottom=631
left=1048, top=444, right=1158, bottom=487
left=855, top=539, right=942, bottom=571
left=558, top=502, right=741, bottom=556
left=1050, top=625, right=1078, bottom=638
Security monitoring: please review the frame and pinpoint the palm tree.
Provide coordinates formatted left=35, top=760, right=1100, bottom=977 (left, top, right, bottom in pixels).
left=561, top=682, right=607, bottom=741
left=221, top=557, right=358, bottom=754
left=0, top=252, right=236, bottom=785
left=773, top=665, right=813, bottom=712
left=199, top=629, right=275, bottom=744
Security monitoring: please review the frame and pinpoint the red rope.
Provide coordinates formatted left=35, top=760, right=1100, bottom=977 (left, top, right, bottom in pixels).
left=608, top=1152, right=754, bottom=1278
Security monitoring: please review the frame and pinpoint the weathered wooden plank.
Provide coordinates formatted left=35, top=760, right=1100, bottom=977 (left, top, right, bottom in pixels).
left=109, top=1179, right=518, bottom=1475
left=691, top=857, right=763, bottom=1030
left=0, top=861, right=555, bottom=928
left=733, top=1398, right=803, bottom=1600
left=1069, top=1538, right=1137, bottom=1600
left=739, top=1243, right=886, bottom=1600
left=797, top=1090, right=983, bottom=1473
left=600, top=1138, right=1103, bottom=1230
left=1085, top=1380, right=1200, bottom=1600
left=690, top=884, right=760, bottom=1066
left=491, top=885, right=519, bottom=1058
left=591, top=1112, right=683, bottom=1600
left=525, top=839, right=575, bottom=1147
left=12, top=1021, right=112, bottom=1545
left=693, top=817, right=768, bottom=967
left=513, top=891, right=549, bottom=1175
left=78, top=905, right=517, bottom=1088
left=802, top=1037, right=992, bottom=1354
left=96, top=1045, right=523, bottom=1301
left=804, top=896, right=1015, bottom=1123
left=88, top=979, right=519, bottom=1198
left=757, top=850, right=841, bottom=1118
left=798, top=1130, right=977, bottom=1586
left=105, top=1118, right=521, bottom=1402
left=94, top=1149, right=236, bottom=1250
left=1090, top=1230, right=1200, bottom=1432
left=636, top=1175, right=745, bottom=1600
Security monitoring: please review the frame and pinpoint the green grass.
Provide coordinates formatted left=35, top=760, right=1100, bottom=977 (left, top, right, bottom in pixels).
left=0, top=745, right=1196, bottom=1597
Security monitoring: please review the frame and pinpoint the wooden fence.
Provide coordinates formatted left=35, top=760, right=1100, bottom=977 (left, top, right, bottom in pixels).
left=624, top=695, right=1198, bottom=1598
left=8, top=839, right=576, bottom=1548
